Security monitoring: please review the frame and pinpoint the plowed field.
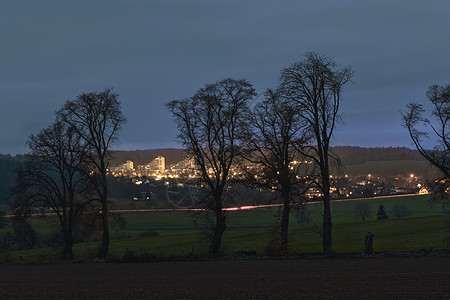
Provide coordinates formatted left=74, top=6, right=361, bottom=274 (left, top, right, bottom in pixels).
left=1, top=257, right=449, bottom=299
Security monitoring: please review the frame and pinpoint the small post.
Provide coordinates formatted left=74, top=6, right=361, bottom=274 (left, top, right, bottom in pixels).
left=364, top=232, right=374, bottom=256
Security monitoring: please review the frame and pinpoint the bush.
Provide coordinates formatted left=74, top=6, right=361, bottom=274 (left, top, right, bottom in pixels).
left=376, top=204, right=389, bottom=220
left=0, top=217, right=40, bottom=251
left=0, top=232, right=14, bottom=252
left=12, top=217, right=39, bottom=250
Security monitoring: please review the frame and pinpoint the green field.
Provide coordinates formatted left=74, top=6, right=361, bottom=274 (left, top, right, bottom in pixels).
left=2, top=195, right=449, bottom=262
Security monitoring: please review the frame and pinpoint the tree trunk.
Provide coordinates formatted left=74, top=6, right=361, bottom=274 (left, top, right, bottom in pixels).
left=323, top=198, right=332, bottom=257
left=280, top=188, right=290, bottom=255
left=209, top=211, right=226, bottom=259
left=99, top=199, right=109, bottom=259
left=63, top=234, right=74, bottom=261
left=99, top=176, right=109, bottom=259
left=322, top=182, right=333, bottom=257
left=63, top=214, right=74, bottom=261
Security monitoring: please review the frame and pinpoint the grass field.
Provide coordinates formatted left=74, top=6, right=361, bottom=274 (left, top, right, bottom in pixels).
left=2, top=194, right=449, bottom=262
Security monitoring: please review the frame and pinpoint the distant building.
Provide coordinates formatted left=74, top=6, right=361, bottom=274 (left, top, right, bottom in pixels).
left=126, top=160, right=134, bottom=171
left=110, top=160, right=135, bottom=176
left=148, top=156, right=165, bottom=172
left=136, top=156, right=166, bottom=175
left=171, top=156, right=196, bottom=170
left=154, top=156, right=165, bottom=172
left=418, top=187, right=429, bottom=195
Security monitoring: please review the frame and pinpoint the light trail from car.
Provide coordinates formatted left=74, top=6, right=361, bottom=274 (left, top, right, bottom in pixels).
left=4, top=193, right=417, bottom=217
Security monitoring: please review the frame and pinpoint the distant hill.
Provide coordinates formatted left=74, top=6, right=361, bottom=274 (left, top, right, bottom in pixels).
left=331, top=146, right=438, bottom=177
left=332, top=146, right=423, bottom=165
left=111, top=146, right=438, bottom=177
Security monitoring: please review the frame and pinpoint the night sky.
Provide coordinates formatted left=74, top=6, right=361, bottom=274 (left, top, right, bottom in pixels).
left=1, top=1, right=449, bottom=154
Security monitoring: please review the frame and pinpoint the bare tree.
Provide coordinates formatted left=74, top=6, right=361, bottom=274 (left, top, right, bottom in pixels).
left=279, top=52, right=353, bottom=256
left=354, top=202, right=372, bottom=221
left=245, top=89, right=311, bottom=254
left=11, top=120, right=94, bottom=260
left=391, top=204, right=412, bottom=219
left=403, top=84, right=449, bottom=207
left=167, top=78, right=255, bottom=258
left=58, top=89, right=126, bottom=259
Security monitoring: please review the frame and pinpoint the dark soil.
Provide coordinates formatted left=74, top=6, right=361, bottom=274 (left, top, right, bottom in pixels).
left=1, top=257, right=449, bottom=299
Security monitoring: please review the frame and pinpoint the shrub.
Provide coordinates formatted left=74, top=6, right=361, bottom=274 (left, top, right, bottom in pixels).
left=376, top=204, right=389, bottom=220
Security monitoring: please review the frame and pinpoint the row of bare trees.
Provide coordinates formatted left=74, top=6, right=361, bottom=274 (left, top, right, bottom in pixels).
left=168, top=52, right=353, bottom=258
left=8, top=52, right=446, bottom=261
left=11, top=89, right=125, bottom=260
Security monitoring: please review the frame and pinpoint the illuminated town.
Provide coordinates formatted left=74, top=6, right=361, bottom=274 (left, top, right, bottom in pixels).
left=108, top=155, right=430, bottom=207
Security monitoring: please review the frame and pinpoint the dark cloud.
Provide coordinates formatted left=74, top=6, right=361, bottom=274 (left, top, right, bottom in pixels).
left=1, top=1, right=450, bottom=154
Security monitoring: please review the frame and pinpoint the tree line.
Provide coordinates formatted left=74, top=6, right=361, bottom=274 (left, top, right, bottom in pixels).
left=168, top=52, right=449, bottom=258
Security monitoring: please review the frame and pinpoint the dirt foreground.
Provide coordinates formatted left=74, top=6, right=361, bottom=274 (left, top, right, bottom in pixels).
left=1, top=257, right=449, bottom=299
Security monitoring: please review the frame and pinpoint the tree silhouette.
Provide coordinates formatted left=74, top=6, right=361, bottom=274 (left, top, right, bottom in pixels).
left=391, top=204, right=412, bottom=218
left=245, top=89, right=311, bottom=254
left=58, top=89, right=126, bottom=259
left=376, top=204, right=388, bottom=220
left=354, top=202, right=372, bottom=221
left=403, top=84, right=449, bottom=207
left=279, top=52, right=353, bottom=256
left=11, top=120, right=95, bottom=259
left=167, top=78, right=255, bottom=258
